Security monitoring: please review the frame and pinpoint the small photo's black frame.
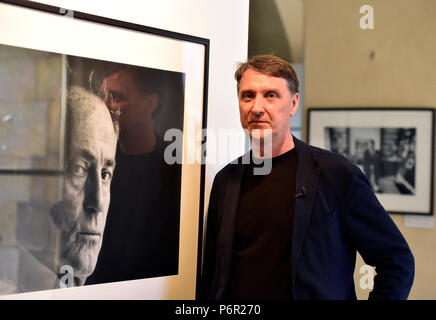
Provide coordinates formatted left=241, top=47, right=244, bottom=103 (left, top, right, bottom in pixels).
left=307, top=107, right=435, bottom=216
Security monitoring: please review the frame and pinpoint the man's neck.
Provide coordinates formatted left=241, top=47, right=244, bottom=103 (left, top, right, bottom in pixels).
left=119, top=125, right=156, bottom=155
left=251, top=132, right=295, bottom=159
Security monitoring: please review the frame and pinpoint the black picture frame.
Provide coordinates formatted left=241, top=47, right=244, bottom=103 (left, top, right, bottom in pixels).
left=307, top=107, right=435, bottom=216
left=0, top=0, right=208, bottom=298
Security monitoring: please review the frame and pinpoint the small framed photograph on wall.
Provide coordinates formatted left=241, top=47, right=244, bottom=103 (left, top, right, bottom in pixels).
left=307, top=108, right=435, bottom=216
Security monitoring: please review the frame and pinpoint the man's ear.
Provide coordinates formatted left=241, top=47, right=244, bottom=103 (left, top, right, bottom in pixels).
left=290, top=92, right=299, bottom=117
left=145, top=93, right=158, bottom=116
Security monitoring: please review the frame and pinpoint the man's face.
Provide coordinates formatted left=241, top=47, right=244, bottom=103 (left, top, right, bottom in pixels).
left=50, top=88, right=117, bottom=280
left=238, top=68, right=299, bottom=142
left=100, top=70, right=155, bottom=130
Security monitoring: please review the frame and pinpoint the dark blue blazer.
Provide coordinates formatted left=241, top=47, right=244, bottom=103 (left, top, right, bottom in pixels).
left=199, top=137, right=414, bottom=300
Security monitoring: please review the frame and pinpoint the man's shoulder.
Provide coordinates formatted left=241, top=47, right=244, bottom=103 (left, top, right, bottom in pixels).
left=311, top=144, right=355, bottom=167
left=297, top=140, right=360, bottom=179
left=209, top=152, right=253, bottom=194
left=213, top=153, right=246, bottom=180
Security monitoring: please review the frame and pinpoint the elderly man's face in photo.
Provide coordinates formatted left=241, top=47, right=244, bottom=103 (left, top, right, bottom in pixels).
left=50, top=86, right=117, bottom=283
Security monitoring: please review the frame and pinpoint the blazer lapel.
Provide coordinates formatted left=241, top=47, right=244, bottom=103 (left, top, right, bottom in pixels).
left=291, top=137, right=320, bottom=288
left=216, top=155, right=246, bottom=297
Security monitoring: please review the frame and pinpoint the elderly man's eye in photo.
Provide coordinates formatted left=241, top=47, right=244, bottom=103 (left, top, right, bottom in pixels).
left=71, top=163, right=88, bottom=177
left=101, top=169, right=113, bottom=182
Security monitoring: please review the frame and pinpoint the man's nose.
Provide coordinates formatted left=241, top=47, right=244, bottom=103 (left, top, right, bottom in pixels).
left=251, top=96, right=265, bottom=116
left=84, top=170, right=104, bottom=215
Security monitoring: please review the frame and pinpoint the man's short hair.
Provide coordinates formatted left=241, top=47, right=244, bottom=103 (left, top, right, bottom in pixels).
left=234, top=54, right=299, bottom=95
left=102, top=64, right=165, bottom=118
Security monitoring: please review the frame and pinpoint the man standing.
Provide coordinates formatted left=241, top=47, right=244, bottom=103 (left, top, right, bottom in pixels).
left=200, top=55, right=414, bottom=300
left=50, top=86, right=118, bottom=287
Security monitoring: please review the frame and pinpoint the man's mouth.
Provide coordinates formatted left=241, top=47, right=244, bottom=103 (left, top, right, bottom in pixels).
left=249, top=120, right=269, bottom=125
left=76, top=231, right=101, bottom=240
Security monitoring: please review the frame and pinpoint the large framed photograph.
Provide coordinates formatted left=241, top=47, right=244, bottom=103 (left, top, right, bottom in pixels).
left=0, top=0, right=208, bottom=298
left=307, top=108, right=435, bottom=216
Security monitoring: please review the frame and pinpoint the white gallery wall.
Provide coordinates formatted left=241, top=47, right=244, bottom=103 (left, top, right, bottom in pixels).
left=2, top=0, right=249, bottom=299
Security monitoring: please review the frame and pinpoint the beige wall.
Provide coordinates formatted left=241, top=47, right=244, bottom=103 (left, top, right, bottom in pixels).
left=304, top=0, right=436, bottom=299
left=249, top=0, right=304, bottom=63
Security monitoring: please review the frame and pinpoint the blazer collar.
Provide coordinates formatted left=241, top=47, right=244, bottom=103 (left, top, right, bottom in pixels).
left=216, top=157, right=246, bottom=298
left=291, top=136, right=320, bottom=288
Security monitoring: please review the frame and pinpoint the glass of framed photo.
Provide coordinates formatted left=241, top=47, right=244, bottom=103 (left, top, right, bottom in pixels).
left=307, top=108, right=435, bottom=216
left=0, top=0, right=208, bottom=298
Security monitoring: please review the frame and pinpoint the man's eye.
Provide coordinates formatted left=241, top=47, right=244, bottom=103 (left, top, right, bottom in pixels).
left=71, top=164, right=87, bottom=177
left=110, top=92, right=124, bottom=103
left=101, top=169, right=113, bottom=181
left=241, top=93, right=253, bottom=101
left=266, top=92, right=278, bottom=99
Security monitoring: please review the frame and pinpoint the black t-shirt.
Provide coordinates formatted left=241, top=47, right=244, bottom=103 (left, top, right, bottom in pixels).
left=225, top=148, right=298, bottom=300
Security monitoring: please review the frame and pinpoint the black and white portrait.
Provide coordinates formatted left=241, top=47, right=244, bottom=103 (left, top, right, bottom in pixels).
left=325, top=127, right=416, bottom=195
left=0, top=43, right=184, bottom=295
